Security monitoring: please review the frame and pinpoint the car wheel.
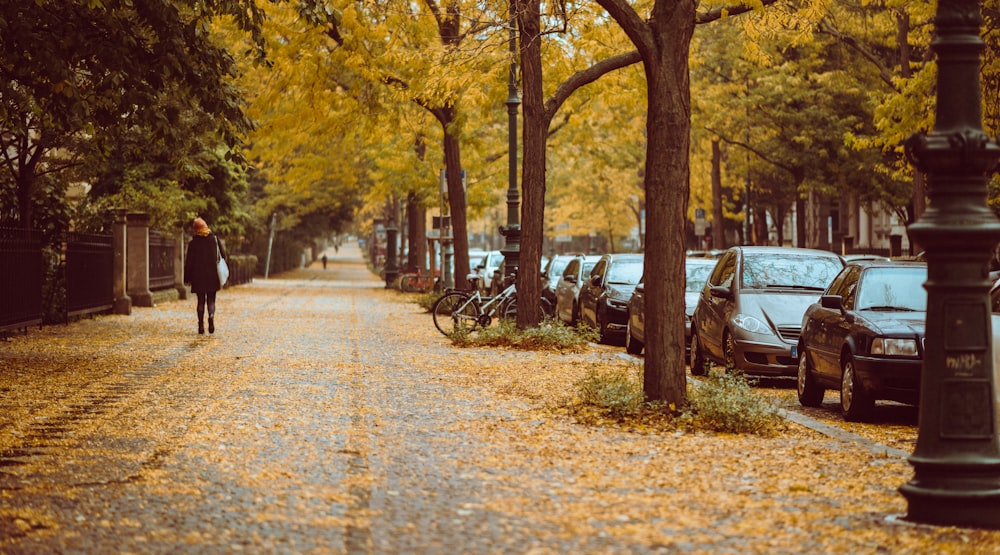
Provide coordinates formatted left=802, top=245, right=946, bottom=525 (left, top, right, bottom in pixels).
left=625, top=319, right=643, bottom=355
left=689, top=332, right=707, bottom=376
left=723, top=331, right=737, bottom=372
left=840, top=355, right=874, bottom=422
left=797, top=346, right=824, bottom=407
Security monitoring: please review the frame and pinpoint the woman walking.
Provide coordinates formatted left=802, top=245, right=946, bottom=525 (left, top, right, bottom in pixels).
left=184, top=217, right=228, bottom=334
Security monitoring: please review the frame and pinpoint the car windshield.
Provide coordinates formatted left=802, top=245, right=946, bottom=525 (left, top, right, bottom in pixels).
left=548, top=258, right=572, bottom=278
left=686, top=264, right=714, bottom=292
left=742, top=253, right=842, bottom=290
left=607, top=260, right=643, bottom=284
left=857, top=267, right=927, bottom=311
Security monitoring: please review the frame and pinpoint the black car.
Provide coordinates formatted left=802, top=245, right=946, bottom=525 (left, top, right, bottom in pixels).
left=579, top=253, right=644, bottom=343
left=626, top=257, right=717, bottom=355
left=797, top=260, right=927, bottom=422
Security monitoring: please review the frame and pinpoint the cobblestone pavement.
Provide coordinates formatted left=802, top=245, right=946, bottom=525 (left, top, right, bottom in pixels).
left=2, top=243, right=1000, bottom=554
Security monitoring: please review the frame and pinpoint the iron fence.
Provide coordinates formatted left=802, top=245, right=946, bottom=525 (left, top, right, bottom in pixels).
left=149, top=230, right=175, bottom=291
left=0, top=227, right=43, bottom=332
left=65, top=232, right=114, bottom=318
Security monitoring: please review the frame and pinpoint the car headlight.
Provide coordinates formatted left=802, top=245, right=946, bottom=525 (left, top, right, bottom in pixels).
left=871, top=337, right=918, bottom=356
left=607, top=299, right=628, bottom=309
left=732, top=314, right=774, bottom=336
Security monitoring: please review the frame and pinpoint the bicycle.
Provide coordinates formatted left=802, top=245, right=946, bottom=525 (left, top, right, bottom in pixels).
left=399, top=269, right=438, bottom=293
left=431, top=273, right=518, bottom=336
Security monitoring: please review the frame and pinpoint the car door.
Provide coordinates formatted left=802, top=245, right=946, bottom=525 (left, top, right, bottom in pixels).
left=579, top=258, right=608, bottom=328
left=555, top=259, right=580, bottom=324
left=803, top=265, right=855, bottom=380
left=694, top=250, right=737, bottom=362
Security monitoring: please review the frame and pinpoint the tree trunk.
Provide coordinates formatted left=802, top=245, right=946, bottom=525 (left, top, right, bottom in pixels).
left=639, top=1, right=696, bottom=405
left=406, top=191, right=426, bottom=272
left=516, top=0, right=546, bottom=328
left=438, top=110, right=471, bottom=290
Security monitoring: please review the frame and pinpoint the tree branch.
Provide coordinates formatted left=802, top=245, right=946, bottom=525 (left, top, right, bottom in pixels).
left=696, top=0, right=780, bottom=24
left=545, top=50, right=642, bottom=120
left=706, top=125, right=796, bottom=174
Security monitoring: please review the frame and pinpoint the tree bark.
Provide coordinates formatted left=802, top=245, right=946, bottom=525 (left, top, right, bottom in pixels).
left=439, top=113, right=471, bottom=289
left=516, top=0, right=546, bottom=328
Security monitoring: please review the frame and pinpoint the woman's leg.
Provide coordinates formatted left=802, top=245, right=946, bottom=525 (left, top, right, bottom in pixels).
left=207, top=291, right=217, bottom=333
left=196, top=292, right=207, bottom=334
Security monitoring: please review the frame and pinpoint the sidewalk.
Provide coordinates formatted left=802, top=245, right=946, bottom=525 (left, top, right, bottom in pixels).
left=1, top=242, right=999, bottom=553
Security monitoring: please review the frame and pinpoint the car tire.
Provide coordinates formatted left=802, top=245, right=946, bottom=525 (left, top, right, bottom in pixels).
left=840, top=355, right=874, bottom=422
left=625, top=319, right=643, bottom=355
left=723, top=331, right=737, bottom=372
left=797, top=346, right=824, bottom=407
left=689, top=332, right=707, bottom=376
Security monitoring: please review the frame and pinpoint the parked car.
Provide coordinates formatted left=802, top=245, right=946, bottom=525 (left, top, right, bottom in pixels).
left=555, top=255, right=601, bottom=325
left=474, top=250, right=504, bottom=294
left=797, top=260, right=927, bottom=421
left=689, top=246, right=844, bottom=377
left=579, top=253, right=645, bottom=343
left=541, top=254, right=579, bottom=307
left=625, top=257, right=717, bottom=355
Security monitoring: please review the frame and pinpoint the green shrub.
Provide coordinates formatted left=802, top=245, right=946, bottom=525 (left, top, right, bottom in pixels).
left=685, top=370, right=782, bottom=434
left=574, top=364, right=645, bottom=418
left=448, top=318, right=594, bottom=351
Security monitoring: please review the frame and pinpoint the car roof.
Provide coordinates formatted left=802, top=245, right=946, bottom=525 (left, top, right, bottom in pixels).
left=849, top=259, right=926, bottom=269
left=731, top=246, right=841, bottom=257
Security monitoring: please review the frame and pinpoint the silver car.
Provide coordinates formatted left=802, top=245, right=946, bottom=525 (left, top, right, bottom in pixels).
left=555, top=255, right=601, bottom=325
left=689, top=246, right=844, bottom=377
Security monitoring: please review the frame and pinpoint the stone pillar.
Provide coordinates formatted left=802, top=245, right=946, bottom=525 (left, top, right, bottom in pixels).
left=126, top=212, right=153, bottom=307
left=111, top=209, right=131, bottom=315
left=174, top=230, right=187, bottom=300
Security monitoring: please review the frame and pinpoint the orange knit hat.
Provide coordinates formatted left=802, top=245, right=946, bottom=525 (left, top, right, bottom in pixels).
left=192, top=217, right=210, bottom=236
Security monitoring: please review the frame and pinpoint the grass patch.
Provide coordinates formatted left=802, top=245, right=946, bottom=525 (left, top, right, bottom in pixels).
left=575, top=363, right=645, bottom=418
left=448, top=318, right=596, bottom=351
left=570, top=364, right=782, bottom=436
left=682, top=369, right=782, bottom=435
left=411, top=290, right=441, bottom=312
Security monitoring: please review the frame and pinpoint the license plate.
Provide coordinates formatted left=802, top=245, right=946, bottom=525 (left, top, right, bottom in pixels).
left=791, top=345, right=798, bottom=358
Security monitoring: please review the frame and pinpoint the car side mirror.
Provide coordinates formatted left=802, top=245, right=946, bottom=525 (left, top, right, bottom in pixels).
left=820, top=295, right=844, bottom=310
left=709, top=285, right=732, bottom=300
left=820, top=294, right=854, bottom=323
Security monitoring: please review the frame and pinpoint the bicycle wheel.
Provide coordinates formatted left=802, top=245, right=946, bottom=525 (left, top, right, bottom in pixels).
left=400, top=274, right=420, bottom=293
left=431, top=292, right=479, bottom=336
left=500, top=293, right=517, bottom=321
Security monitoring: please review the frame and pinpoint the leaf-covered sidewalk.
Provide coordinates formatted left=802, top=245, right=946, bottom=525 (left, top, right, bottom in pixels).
left=2, top=242, right=999, bottom=553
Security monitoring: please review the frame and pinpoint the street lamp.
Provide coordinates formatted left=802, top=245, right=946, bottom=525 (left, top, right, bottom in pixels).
left=901, top=0, right=1000, bottom=529
left=498, top=5, right=520, bottom=278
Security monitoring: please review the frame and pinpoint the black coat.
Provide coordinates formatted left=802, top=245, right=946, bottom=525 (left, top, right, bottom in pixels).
left=184, top=234, right=228, bottom=293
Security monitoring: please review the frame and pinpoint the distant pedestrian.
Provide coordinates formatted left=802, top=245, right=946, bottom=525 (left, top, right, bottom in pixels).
left=334, top=243, right=339, bottom=254
left=321, top=254, right=328, bottom=269
left=183, top=217, right=228, bottom=335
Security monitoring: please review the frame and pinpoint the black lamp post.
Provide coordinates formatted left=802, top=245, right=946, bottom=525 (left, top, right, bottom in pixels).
left=498, top=6, right=520, bottom=278
left=384, top=203, right=399, bottom=288
left=901, top=0, right=1000, bottom=529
